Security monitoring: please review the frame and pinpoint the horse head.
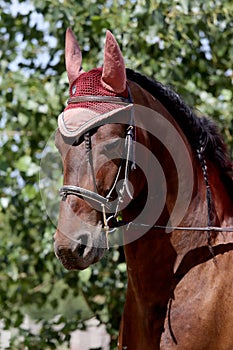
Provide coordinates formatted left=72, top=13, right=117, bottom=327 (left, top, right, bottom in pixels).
left=54, top=29, right=143, bottom=270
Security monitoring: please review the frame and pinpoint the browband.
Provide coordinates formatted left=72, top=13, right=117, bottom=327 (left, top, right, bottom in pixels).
left=67, top=95, right=131, bottom=105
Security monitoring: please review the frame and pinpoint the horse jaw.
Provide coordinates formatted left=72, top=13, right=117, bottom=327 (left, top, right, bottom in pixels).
left=101, top=30, right=126, bottom=93
left=65, top=28, right=84, bottom=85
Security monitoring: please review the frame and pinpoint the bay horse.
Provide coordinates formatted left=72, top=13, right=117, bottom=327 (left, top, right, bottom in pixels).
left=54, top=28, right=233, bottom=349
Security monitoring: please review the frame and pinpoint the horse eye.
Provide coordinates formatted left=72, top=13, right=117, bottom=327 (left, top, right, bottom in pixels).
left=103, top=138, right=123, bottom=157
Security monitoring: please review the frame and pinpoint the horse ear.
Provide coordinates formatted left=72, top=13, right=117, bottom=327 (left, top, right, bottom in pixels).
left=65, top=28, right=83, bottom=85
left=101, top=31, right=126, bottom=93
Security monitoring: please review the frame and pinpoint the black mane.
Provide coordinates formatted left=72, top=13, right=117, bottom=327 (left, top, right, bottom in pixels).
left=126, top=68, right=233, bottom=197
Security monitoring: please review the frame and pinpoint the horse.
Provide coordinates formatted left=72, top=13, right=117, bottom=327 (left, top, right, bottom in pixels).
left=54, top=28, right=233, bottom=349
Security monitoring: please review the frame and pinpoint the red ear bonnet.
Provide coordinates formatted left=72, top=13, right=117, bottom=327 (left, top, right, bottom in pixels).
left=65, top=29, right=128, bottom=103
left=59, top=29, right=131, bottom=139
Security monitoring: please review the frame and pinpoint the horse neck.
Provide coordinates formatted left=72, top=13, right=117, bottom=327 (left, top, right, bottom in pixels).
left=120, top=81, right=233, bottom=347
left=127, top=80, right=233, bottom=236
left=122, top=82, right=195, bottom=294
left=123, top=80, right=233, bottom=295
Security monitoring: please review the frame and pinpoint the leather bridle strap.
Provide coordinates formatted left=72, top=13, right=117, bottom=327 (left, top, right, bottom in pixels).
left=60, top=185, right=112, bottom=210
left=67, top=95, right=130, bottom=105
left=113, top=221, right=233, bottom=232
left=59, top=124, right=135, bottom=235
left=59, top=124, right=134, bottom=209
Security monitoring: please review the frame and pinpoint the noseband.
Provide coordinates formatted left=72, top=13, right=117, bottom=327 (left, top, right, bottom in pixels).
left=59, top=94, right=233, bottom=242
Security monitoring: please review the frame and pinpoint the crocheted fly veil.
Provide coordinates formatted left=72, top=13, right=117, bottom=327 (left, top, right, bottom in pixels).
left=58, top=69, right=132, bottom=139
left=58, top=30, right=132, bottom=140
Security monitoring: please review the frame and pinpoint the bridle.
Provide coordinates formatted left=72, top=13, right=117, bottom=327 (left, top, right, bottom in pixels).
left=59, top=94, right=135, bottom=233
left=59, top=94, right=233, bottom=244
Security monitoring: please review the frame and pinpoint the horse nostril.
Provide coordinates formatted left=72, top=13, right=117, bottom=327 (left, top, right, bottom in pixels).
left=75, top=234, right=89, bottom=257
left=77, top=243, right=86, bottom=257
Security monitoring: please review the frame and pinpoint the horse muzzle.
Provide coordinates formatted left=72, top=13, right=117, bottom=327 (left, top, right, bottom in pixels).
left=53, top=226, right=107, bottom=270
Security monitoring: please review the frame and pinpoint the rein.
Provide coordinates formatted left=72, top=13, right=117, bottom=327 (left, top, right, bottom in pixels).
left=59, top=94, right=233, bottom=236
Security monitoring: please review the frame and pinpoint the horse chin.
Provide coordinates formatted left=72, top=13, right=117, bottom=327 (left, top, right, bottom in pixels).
left=56, top=246, right=106, bottom=270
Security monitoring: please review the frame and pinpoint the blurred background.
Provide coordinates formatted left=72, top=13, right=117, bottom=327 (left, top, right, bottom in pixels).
left=0, top=0, right=232, bottom=349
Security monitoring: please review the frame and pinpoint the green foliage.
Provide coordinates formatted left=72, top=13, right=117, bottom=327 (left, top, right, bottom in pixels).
left=0, top=0, right=232, bottom=349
